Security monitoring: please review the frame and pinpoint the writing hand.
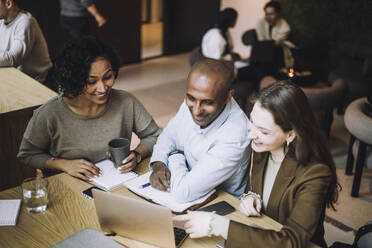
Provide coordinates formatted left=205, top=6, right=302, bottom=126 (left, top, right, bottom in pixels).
left=150, top=162, right=171, bottom=191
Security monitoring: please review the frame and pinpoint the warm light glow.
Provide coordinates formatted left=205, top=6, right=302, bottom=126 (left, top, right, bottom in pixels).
left=288, top=68, right=295, bottom=78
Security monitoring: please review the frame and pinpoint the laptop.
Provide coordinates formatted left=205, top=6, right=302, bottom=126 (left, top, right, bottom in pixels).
left=92, top=189, right=187, bottom=248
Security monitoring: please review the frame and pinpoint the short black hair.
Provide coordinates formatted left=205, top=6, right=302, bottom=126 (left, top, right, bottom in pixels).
left=52, top=36, right=120, bottom=98
left=264, top=1, right=281, bottom=13
left=217, top=8, right=238, bottom=31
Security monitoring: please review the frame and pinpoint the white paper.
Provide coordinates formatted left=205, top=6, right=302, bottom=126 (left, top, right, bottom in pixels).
left=0, top=199, right=21, bottom=226
left=124, top=172, right=215, bottom=212
left=91, top=160, right=138, bottom=191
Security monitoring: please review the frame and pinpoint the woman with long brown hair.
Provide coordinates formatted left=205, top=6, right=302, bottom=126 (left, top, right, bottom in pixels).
left=174, top=81, right=340, bottom=248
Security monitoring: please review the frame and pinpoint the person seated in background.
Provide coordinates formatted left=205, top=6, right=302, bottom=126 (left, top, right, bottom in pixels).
left=174, top=81, right=340, bottom=248
left=256, top=1, right=295, bottom=69
left=149, top=59, right=251, bottom=203
left=0, top=0, right=52, bottom=82
left=201, top=8, right=259, bottom=109
left=201, top=8, right=240, bottom=62
left=59, top=0, right=107, bottom=41
left=17, top=36, right=161, bottom=181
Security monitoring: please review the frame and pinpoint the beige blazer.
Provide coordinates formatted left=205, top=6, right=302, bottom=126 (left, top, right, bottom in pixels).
left=256, top=18, right=295, bottom=68
left=226, top=151, right=331, bottom=248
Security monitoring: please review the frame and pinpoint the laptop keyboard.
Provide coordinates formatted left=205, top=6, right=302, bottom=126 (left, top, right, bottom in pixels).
left=174, top=227, right=187, bottom=247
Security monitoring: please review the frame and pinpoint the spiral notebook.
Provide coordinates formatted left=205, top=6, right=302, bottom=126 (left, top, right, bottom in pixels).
left=0, top=199, right=22, bottom=226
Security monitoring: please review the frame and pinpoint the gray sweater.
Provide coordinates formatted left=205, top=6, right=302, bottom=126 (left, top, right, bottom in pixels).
left=59, top=0, right=93, bottom=17
left=17, top=89, right=161, bottom=169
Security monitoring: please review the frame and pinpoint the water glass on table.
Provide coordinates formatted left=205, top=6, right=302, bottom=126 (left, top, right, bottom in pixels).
left=21, top=177, right=48, bottom=213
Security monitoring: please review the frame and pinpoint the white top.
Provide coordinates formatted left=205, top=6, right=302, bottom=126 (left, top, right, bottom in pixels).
left=0, top=12, right=52, bottom=82
left=150, top=98, right=251, bottom=203
left=201, top=28, right=227, bottom=60
left=262, top=155, right=282, bottom=209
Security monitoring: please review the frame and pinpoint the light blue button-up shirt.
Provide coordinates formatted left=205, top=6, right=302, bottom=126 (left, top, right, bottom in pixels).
left=150, top=98, right=251, bottom=203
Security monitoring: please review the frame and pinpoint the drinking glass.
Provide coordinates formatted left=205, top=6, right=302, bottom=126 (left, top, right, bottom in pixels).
left=21, top=177, right=48, bottom=213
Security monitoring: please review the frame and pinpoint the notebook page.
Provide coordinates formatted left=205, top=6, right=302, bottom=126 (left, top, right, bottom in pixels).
left=0, top=199, right=22, bottom=226
left=91, top=160, right=138, bottom=191
left=124, top=172, right=215, bottom=212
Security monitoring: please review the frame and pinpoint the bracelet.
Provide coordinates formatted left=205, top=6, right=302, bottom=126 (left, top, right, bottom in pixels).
left=207, top=211, right=216, bottom=237
left=240, top=191, right=261, bottom=201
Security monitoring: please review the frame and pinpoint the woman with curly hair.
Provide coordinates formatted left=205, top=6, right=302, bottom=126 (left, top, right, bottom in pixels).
left=174, top=81, right=340, bottom=248
left=18, top=36, right=161, bottom=181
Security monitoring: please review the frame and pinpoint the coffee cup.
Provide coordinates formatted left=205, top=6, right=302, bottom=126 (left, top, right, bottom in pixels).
left=108, top=138, right=130, bottom=168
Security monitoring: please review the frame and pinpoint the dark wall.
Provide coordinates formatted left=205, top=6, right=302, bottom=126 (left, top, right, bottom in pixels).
left=280, top=0, right=372, bottom=78
left=18, top=0, right=141, bottom=65
left=163, top=0, right=220, bottom=55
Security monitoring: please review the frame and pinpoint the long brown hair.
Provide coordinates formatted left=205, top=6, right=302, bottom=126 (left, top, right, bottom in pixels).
left=256, top=81, right=340, bottom=210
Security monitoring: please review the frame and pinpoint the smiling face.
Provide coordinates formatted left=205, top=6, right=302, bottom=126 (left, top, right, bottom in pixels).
left=78, top=57, right=115, bottom=105
left=248, top=101, right=293, bottom=154
left=186, top=70, right=232, bottom=128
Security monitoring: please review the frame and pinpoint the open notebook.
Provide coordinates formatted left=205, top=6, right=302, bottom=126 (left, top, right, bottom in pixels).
left=124, top=172, right=215, bottom=213
left=0, top=199, right=21, bottom=226
left=91, top=160, right=138, bottom=191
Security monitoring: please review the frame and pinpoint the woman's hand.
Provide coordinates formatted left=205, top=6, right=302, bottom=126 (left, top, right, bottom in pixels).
left=173, top=211, right=213, bottom=238
left=55, top=158, right=101, bottom=181
left=117, top=152, right=137, bottom=173
left=239, top=195, right=262, bottom=217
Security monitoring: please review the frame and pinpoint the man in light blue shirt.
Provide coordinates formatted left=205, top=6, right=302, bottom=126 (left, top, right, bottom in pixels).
left=150, top=59, right=251, bottom=203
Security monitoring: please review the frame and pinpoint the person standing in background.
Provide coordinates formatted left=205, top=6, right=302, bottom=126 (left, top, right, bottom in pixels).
left=59, top=0, right=107, bottom=41
left=0, top=0, right=52, bottom=82
left=256, top=1, right=295, bottom=68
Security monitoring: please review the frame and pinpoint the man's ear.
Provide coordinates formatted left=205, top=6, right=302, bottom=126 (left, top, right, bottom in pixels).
left=5, top=0, right=13, bottom=9
left=225, top=89, right=234, bottom=104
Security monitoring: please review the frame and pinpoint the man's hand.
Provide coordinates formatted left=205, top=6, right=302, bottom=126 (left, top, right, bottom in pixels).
left=150, top=162, right=171, bottom=191
left=117, top=152, right=137, bottom=173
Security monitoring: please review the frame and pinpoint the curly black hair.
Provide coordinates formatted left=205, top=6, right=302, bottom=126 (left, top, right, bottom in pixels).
left=52, top=36, right=120, bottom=98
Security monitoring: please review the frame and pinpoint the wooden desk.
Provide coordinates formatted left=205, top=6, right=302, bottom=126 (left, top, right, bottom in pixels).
left=0, top=68, right=57, bottom=190
left=0, top=159, right=319, bottom=248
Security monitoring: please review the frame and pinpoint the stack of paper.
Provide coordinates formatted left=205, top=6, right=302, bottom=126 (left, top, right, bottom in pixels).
left=91, top=160, right=138, bottom=191
left=124, top=172, right=215, bottom=212
left=0, top=199, right=22, bottom=226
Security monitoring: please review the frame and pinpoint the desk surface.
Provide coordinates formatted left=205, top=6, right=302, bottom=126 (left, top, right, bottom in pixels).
left=0, top=67, right=57, bottom=114
left=0, top=159, right=319, bottom=248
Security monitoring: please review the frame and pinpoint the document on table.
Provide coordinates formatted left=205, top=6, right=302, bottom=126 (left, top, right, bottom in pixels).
left=91, top=159, right=138, bottom=191
left=124, top=172, right=215, bottom=212
left=0, top=199, right=21, bottom=226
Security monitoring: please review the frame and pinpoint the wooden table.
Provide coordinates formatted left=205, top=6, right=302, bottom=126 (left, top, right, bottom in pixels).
left=0, top=158, right=319, bottom=248
left=0, top=67, right=57, bottom=190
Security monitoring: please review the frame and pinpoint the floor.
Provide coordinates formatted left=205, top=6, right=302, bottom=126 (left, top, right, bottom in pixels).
left=114, top=52, right=372, bottom=246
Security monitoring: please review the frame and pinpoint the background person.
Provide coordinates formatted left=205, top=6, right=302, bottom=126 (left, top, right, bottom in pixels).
left=174, top=81, right=340, bottom=248
left=256, top=0, right=295, bottom=68
left=59, top=0, right=107, bottom=41
left=0, top=0, right=52, bottom=82
left=149, top=59, right=250, bottom=203
left=17, top=36, right=161, bottom=181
